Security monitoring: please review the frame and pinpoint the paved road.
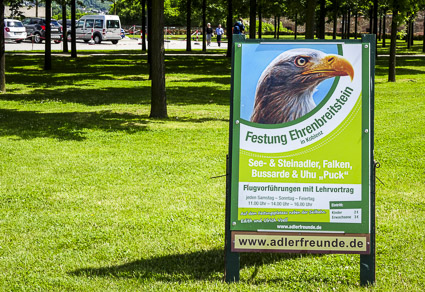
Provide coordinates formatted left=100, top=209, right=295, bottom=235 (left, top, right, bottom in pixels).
left=5, top=37, right=228, bottom=52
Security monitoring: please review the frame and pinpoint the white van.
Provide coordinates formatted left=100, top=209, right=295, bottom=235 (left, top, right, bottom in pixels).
left=73, top=15, right=121, bottom=44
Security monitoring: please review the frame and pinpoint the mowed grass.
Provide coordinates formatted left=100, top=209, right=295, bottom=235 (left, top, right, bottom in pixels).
left=0, top=51, right=424, bottom=290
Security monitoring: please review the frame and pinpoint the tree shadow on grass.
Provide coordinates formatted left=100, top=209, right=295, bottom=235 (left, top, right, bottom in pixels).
left=6, top=54, right=230, bottom=79
left=2, top=87, right=152, bottom=106
left=1, top=85, right=231, bottom=106
left=0, top=109, right=228, bottom=141
left=70, top=248, right=317, bottom=282
left=376, top=57, right=425, bottom=77
left=165, top=56, right=230, bottom=76
left=0, top=109, right=150, bottom=141
left=169, top=76, right=231, bottom=86
left=4, top=54, right=232, bottom=106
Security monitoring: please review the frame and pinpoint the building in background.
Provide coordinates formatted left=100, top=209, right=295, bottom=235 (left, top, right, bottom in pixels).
left=5, top=6, right=46, bottom=18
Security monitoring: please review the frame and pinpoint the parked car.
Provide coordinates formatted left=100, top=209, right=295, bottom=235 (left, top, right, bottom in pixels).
left=58, top=19, right=77, bottom=31
left=4, top=19, right=27, bottom=43
left=70, top=15, right=121, bottom=44
left=22, top=17, right=62, bottom=43
left=58, top=19, right=72, bottom=40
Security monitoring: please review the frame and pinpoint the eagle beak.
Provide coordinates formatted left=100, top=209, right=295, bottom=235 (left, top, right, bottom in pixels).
left=303, top=55, right=354, bottom=81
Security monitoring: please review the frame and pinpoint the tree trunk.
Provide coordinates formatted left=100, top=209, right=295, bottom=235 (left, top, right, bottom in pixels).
left=341, top=12, right=345, bottom=39
left=277, top=15, right=280, bottom=39
left=141, top=0, right=146, bottom=51
left=388, top=9, right=398, bottom=82
left=150, top=0, right=167, bottom=118
left=305, top=0, right=316, bottom=39
left=354, top=11, right=358, bottom=39
left=250, top=0, right=256, bottom=39
left=373, top=0, right=378, bottom=56
left=373, top=0, right=378, bottom=34
left=332, top=1, right=337, bottom=40
left=258, top=5, right=262, bottom=38
left=226, top=0, right=232, bottom=58
left=0, top=1, right=6, bottom=92
left=202, top=0, right=206, bottom=51
left=407, top=16, right=414, bottom=47
left=383, top=13, right=386, bottom=47
left=369, top=8, right=373, bottom=34
left=44, top=0, right=52, bottom=70
left=378, top=15, right=382, bottom=41
left=294, top=13, right=298, bottom=39
left=186, top=0, right=192, bottom=51
left=346, top=9, right=350, bottom=39
left=148, top=0, right=152, bottom=79
left=423, top=13, right=425, bottom=53
left=62, top=2, right=68, bottom=53
left=71, top=0, right=77, bottom=58
left=407, top=19, right=411, bottom=49
left=406, top=15, right=410, bottom=45
left=274, top=15, right=277, bottom=38
left=318, top=0, right=326, bottom=39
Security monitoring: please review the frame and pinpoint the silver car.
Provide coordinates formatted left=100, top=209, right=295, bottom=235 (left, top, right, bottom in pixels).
left=4, top=19, right=27, bottom=43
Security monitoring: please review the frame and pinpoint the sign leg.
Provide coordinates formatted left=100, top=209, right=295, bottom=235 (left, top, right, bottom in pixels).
left=360, top=34, right=376, bottom=286
left=360, top=162, right=376, bottom=286
left=224, top=155, right=240, bottom=282
left=360, top=253, right=375, bottom=285
left=224, top=229, right=240, bottom=282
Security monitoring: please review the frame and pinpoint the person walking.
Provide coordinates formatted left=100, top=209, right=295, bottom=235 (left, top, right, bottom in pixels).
left=206, top=23, right=213, bottom=46
left=215, top=24, right=224, bottom=47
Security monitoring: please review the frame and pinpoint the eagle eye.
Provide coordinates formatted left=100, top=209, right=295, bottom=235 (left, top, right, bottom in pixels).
left=295, top=56, right=309, bottom=67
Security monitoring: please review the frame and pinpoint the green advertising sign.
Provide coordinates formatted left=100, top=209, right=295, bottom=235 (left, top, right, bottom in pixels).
left=229, top=41, right=371, bottom=237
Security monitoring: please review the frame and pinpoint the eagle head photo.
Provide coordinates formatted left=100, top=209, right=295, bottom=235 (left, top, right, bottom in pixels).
left=250, top=48, right=354, bottom=124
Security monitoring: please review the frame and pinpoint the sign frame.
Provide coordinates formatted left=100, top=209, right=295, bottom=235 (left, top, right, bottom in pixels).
left=224, top=35, right=375, bottom=285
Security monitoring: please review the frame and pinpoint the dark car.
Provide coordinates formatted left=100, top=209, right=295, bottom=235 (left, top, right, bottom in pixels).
left=22, top=17, right=62, bottom=43
left=58, top=19, right=76, bottom=31
left=58, top=19, right=77, bottom=41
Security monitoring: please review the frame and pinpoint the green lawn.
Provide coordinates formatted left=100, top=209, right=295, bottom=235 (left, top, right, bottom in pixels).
left=0, top=51, right=424, bottom=290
